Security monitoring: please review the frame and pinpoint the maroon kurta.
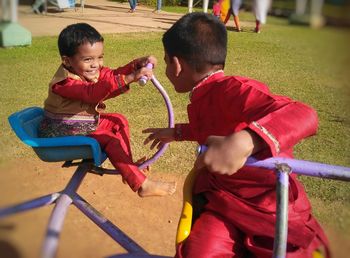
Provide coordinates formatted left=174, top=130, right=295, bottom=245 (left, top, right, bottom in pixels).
left=176, top=71, right=329, bottom=258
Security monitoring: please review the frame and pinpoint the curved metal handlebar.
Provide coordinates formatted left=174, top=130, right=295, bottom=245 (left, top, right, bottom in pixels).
left=88, top=71, right=174, bottom=175
left=137, top=63, right=174, bottom=169
left=137, top=75, right=174, bottom=170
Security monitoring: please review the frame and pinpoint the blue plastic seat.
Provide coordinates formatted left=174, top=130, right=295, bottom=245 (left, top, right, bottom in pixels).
left=8, top=106, right=107, bottom=167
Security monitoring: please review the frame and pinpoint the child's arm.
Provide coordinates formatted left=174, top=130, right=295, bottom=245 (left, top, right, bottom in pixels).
left=143, top=123, right=196, bottom=149
left=194, top=129, right=266, bottom=175
left=198, top=86, right=318, bottom=176
left=143, top=128, right=176, bottom=149
left=115, top=56, right=157, bottom=85
left=223, top=80, right=318, bottom=159
left=52, top=56, right=157, bottom=103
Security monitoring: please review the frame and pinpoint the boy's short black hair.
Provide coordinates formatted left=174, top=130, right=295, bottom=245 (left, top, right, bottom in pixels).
left=58, top=23, right=104, bottom=57
left=162, top=12, right=227, bottom=73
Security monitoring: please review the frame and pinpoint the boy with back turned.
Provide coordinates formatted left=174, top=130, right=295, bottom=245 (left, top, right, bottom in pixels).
left=144, top=12, right=330, bottom=258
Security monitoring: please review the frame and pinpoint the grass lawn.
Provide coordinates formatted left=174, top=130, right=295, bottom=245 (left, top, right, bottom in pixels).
left=0, top=11, right=349, bottom=255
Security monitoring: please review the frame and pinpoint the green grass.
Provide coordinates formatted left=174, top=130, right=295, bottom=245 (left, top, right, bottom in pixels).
left=161, top=5, right=203, bottom=13
left=0, top=12, right=349, bottom=253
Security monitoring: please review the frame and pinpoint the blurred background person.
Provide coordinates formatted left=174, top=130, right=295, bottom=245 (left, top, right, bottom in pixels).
left=229, top=0, right=242, bottom=31
left=128, top=0, right=137, bottom=12
left=212, top=0, right=222, bottom=19
left=253, top=0, right=271, bottom=33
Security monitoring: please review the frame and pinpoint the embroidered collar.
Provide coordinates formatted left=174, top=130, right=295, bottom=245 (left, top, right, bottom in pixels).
left=189, top=70, right=224, bottom=100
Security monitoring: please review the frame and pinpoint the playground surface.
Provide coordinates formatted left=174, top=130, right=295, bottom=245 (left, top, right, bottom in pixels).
left=0, top=158, right=184, bottom=258
left=17, top=0, right=183, bottom=37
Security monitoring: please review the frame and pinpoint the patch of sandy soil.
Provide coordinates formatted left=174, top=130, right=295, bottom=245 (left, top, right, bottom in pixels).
left=0, top=158, right=348, bottom=258
left=0, top=158, right=184, bottom=258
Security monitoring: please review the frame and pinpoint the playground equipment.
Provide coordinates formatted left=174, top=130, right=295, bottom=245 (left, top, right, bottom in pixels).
left=0, top=74, right=174, bottom=258
left=0, top=0, right=31, bottom=47
left=176, top=145, right=350, bottom=257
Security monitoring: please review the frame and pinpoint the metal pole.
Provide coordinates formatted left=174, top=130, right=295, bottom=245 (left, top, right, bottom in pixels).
left=41, top=166, right=88, bottom=258
left=73, top=194, right=148, bottom=254
left=272, top=163, right=290, bottom=258
left=0, top=193, right=60, bottom=218
left=246, top=156, right=350, bottom=182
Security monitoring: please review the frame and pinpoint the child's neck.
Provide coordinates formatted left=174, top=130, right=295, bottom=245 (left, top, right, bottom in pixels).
left=190, top=69, right=224, bottom=97
left=196, top=67, right=224, bottom=84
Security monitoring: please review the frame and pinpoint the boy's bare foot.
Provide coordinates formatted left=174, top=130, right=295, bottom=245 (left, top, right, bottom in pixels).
left=138, top=178, right=176, bottom=197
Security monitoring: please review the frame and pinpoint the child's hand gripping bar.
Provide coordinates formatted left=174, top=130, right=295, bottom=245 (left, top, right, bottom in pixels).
left=138, top=63, right=154, bottom=86
left=197, top=145, right=350, bottom=181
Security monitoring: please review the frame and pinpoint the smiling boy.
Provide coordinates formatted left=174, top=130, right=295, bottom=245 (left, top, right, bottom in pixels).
left=40, top=23, right=176, bottom=198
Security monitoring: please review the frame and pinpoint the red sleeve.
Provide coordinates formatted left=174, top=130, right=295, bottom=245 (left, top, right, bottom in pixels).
left=52, top=67, right=129, bottom=104
left=174, top=123, right=196, bottom=141
left=247, top=101, right=318, bottom=157
left=224, top=79, right=318, bottom=157
left=114, top=59, right=137, bottom=75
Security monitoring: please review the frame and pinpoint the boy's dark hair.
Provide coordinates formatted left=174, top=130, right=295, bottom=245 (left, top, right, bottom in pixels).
left=162, top=12, right=227, bottom=73
left=58, top=23, right=104, bottom=57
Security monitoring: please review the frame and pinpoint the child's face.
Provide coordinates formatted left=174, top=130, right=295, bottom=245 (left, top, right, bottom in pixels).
left=63, top=41, right=104, bottom=82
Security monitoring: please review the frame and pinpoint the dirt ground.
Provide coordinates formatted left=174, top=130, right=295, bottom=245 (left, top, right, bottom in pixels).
left=0, top=157, right=184, bottom=258
left=0, top=157, right=348, bottom=258
left=15, top=0, right=252, bottom=37
left=16, top=0, right=184, bottom=37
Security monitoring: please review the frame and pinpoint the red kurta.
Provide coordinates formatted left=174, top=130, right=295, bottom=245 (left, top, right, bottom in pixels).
left=175, top=71, right=329, bottom=258
left=50, top=66, right=146, bottom=191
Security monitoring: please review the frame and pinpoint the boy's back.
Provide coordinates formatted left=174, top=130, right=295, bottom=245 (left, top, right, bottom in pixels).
left=144, top=12, right=330, bottom=257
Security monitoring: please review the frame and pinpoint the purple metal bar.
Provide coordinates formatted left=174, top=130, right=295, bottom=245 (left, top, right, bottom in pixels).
left=246, top=156, right=350, bottom=181
left=0, top=193, right=60, bottom=218
left=73, top=193, right=148, bottom=254
left=138, top=76, right=174, bottom=170
left=42, top=194, right=73, bottom=258
left=198, top=145, right=350, bottom=181
left=273, top=164, right=290, bottom=258
left=41, top=166, right=88, bottom=258
left=197, top=144, right=349, bottom=257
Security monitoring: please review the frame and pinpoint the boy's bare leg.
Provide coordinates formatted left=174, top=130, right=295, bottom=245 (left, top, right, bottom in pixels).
left=138, top=178, right=176, bottom=197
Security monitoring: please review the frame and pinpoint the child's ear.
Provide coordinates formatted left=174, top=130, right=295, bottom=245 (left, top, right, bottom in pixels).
left=173, top=56, right=182, bottom=77
left=61, top=56, right=70, bottom=67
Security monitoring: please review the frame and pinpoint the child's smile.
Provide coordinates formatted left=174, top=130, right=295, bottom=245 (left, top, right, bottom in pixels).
left=64, top=41, right=104, bottom=82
